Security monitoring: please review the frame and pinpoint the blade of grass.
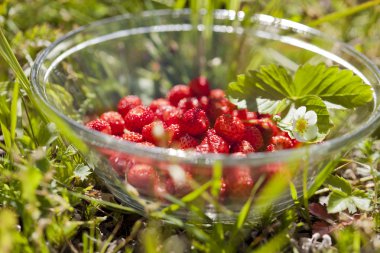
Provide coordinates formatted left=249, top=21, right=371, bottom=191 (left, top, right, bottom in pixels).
left=250, top=229, right=289, bottom=253
left=161, top=181, right=212, bottom=213
left=211, top=161, right=222, bottom=198
left=174, top=0, right=187, bottom=9
left=0, top=28, right=88, bottom=152
left=234, top=176, right=265, bottom=231
left=308, top=0, right=380, bottom=27
left=68, top=191, right=139, bottom=214
left=307, top=158, right=340, bottom=197
left=10, top=81, right=19, bottom=143
left=227, top=0, right=241, bottom=11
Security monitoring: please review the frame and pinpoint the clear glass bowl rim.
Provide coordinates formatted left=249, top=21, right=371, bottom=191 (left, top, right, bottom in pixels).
left=30, top=9, right=380, bottom=166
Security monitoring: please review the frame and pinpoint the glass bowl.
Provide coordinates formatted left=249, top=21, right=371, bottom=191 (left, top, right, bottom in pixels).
left=31, top=9, right=380, bottom=223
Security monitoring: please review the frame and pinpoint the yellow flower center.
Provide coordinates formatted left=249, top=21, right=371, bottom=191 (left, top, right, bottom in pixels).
left=295, top=119, right=308, bottom=133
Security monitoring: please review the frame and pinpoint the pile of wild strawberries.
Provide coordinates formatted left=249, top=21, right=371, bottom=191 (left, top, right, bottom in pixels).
left=85, top=77, right=299, bottom=200
left=86, top=76, right=299, bottom=153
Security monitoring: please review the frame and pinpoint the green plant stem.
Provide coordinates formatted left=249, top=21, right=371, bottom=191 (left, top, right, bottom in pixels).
left=308, top=0, right=380, bottom=27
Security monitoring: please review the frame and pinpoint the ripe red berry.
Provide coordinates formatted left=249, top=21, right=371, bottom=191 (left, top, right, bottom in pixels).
left=117, top=95, right=142, bottom=116
left=196, top=129, right=229, bottom=154
left=231, top=140, right=255, bottom=154
left=171, top=133, right=199, bottom=150
left=225, top=167, right=254, bottom=198
left=154, top=175, right=175, bottom=198
left=149, top=98, right=170, bottom=112
left=124, top=105, right=155, bottom=132
left=252, top=118, right=280, bottom=145
left=177, top=97, right=200, bottom=113
left=155, top=105, right=181, bottom=126
left=180, top=108, right=209, bottom=136
left=142, top=121, right=168, bottom=146
left=166, top=123, right=183, bottom=142
left=166, top=166, right=193, bottom=197
left=214, top=114, right=245, bottom=143
left=100, top=111, right=125, bottom=135
left=188, top=76, right=210, bottom=97
left=243, top=125, right=264, bottom=151
left=122, top=130, right=144, bottom=143
left=267, top=136, right=293, bottom=151
left=127, top=164, right=158, bottom=194
left=167, top=85, right=191, bottom=106
left=209, top=89, right=226, bottom=99
left=199, top=96, right=209, bottom=111
left=233, top=109, right=258, bottom=123
left=86, top=119, right=112, bottom=135
left=108, top=154, right=134, bottom=176
left=207, top=97, right=236, bottom=122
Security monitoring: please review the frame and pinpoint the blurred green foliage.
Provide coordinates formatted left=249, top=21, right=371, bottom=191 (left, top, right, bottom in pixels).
left=0, top=0, right=380, bottom=252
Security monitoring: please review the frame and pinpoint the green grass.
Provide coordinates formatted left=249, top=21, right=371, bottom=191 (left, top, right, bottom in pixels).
left=1, top=0, right=380, bottom=252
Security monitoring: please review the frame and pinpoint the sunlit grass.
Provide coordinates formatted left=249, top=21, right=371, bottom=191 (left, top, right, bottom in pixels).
left=0, top=0, right=380, bottom=252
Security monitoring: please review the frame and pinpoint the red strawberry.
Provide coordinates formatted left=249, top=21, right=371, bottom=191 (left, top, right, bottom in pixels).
left=267, top=136, right=293, bottom=151
left=180, top=108, right=209, bottom=136
left=122, top=130, right=144, bottom=143
left=86, top=119, right=112, bottom=134
left=117, top=95, right=142, bottom=116
left=124, top=105, right=155, bottom=132
left=149, top=98, right=170, bottom=112
left=196, top=129, right=229, bottom=153
left=171, top=133, right=199, bottom=150
left=167, top=85, right=191, bottom=106
left=100, top=111, right=125, bottom=135
left=207, top=97, right=236, bottom=122
left=225, top=167, right=254, bottom=198
left=209, top=89, right=226, bottom=99
left=188, top=76, right=210, bottom=97
left=243, top=125, right=264, bottom=151
left=231, top=140, right=255, bottom=154
left=142, top=121, right=169, bottom=146
left=166, top=123, right=183, bottom=142
left=214, top=114, right=245, bottom=143
left=154, top=175, right=175, bottom=198
left=199, top=96, right=209, bottom=111
left=233, top=109, right=258, bottom=123
left=165, top=165, right=193, bottom=197
left=108, top=154, right=134, bottom=176
left=258, top=113, right=271, bottom=119
left=127, top=164, right=158, bottom=194
left=251, top=118, right=280, bottom=145
left=155, top=105, right=181, bottom=126
left=177, top=97, right=200, bottom=113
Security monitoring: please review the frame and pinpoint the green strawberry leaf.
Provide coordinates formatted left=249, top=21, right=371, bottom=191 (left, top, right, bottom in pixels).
left=257, top=98, right=291, bottom=115
left=226, top=63, right=374, bottom=142
left=325, top=175, right=352, bottom=194
left=227, top=74, right=259, bottom=111
left=325, top=175, right=372, bottom=214
left=327, top=189, right=372, bottom=214
left=248, top=64, right=293, bottom=99
left=293, top=63, right=373, bottom=108
left=327, top=191, right=357, bottom=213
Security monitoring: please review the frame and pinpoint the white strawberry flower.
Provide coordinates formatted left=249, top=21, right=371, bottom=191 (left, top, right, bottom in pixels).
left=292, top=106, right=318, bottom=142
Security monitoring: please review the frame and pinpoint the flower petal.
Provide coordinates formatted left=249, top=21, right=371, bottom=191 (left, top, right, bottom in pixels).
left=305, top=110, right=317, bottom=125
left=294, top=106, right=306, bottom=120
left=303, top=125, right=318, bottom=141
left=293, top=131, right=307, bottom=142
